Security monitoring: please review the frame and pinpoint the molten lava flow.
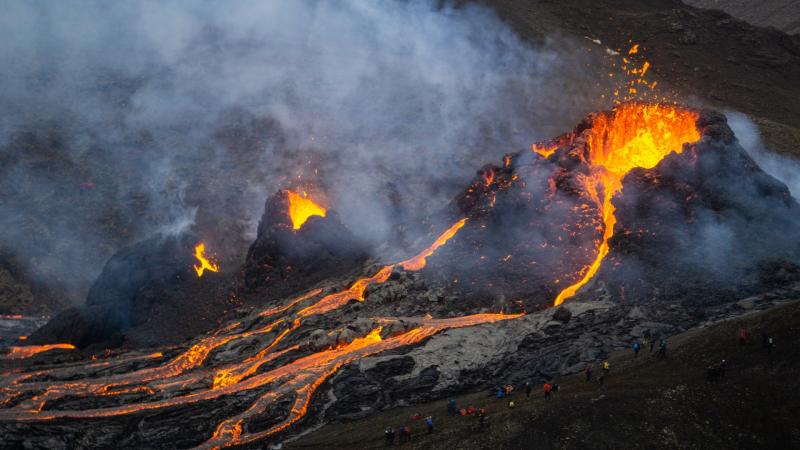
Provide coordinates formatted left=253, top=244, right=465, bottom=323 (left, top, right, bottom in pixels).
left=286, top=190, right=326, bottom=230
left=5, top=344, right=76, bottom=359
left=399, top=218, right=468, bottom=271
left=193, top=243, right=219, bottom=277
left=296, top=265, right=394, bottom=318
left=553, top=103, right=700, bottom=306
left=0, top=216, right=484, bottom=447
left=299, top=218, right=468, bottom=317
left=482, top=168, right=495, bottom=186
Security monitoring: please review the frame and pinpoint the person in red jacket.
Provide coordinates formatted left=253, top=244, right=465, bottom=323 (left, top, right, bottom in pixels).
left=543, top=382, right=553, bottom=400
left=399, top=425, right=412, bottom=443
left=739, top=327, right=750, bottom=345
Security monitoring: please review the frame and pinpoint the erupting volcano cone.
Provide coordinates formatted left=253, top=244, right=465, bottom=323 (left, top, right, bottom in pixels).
left=241, top=189, right=368, bottom=300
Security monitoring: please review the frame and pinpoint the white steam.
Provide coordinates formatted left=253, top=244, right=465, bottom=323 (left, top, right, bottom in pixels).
left=726, top=111, right=800, bottom=197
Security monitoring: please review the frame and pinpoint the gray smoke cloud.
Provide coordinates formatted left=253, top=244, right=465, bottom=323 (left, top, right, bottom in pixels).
left=726, top=111, right=800, bottom=197
left=0, top=0, right=609, bottom=307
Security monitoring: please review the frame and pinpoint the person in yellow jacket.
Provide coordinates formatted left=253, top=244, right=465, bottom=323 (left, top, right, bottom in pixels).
left=599, top=360, right=610, bottom=385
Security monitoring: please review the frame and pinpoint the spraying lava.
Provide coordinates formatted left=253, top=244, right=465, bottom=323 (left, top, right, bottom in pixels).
left=553, top=103, right=700, bottom=305
left=193, top=242, right=219, bottom=277
left=286, top=190, right=327, bottom=230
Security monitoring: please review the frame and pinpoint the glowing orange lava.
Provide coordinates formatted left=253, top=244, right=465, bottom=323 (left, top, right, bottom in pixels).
left=286, top=190, right=326, bottom=230
left=5, top=344, right=76, bottom=359
left=482, top=168, right=495, bottom=186
left=532, top=143, right=558, bottom=158
left=193, top=243, right=219, bottom=277
left=399, top=218, right=467, bottom=271
left=553, top=103, right=700, bottom=306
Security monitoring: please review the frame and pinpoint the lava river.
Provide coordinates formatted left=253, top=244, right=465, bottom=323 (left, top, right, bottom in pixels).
left=0, top=218, right=520, bottom=449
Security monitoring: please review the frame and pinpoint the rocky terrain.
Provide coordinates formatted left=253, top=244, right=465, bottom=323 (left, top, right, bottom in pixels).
left=684, top=0, right=800, bottom=35
left=291, top=298, right=800, bottom=449
left=1, top=2, right=800, bottom=449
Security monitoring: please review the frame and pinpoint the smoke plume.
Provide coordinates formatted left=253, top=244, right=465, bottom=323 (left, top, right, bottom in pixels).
left=0, top=0, right=608, bottom=306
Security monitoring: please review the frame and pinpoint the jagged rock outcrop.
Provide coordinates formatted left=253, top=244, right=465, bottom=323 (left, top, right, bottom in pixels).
left=27, top=232, right=231, bottom=348
left=241, top=190, right=369, bottom=301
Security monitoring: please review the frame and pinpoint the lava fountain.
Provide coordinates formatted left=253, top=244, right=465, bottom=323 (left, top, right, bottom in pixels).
left=193, top=242, right=219, bottom=277
left=553, top=102, right=700, bottom=305
left=286, top=190, right=327, bottom=230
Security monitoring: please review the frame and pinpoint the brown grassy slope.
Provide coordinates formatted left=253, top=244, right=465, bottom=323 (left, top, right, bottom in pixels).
left=289, top=300, right=800, bottom=449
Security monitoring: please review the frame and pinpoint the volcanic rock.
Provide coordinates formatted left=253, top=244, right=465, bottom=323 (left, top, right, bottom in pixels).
left=596, top=110, right=800, bottom=305
left=28, top=232, right=230, bottom=348
left=6, top=105, right=800, bottom=448
left=552, top=306, right=573, bottom=322
left=418, top=107, right=800, bottom=310
left=241, top=190, right=369, bottom=302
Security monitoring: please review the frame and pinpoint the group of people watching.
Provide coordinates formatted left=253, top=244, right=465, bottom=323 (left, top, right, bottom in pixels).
left=386, top=323, right=777, bottom=445
left=384, top=379, right=564, bottom=445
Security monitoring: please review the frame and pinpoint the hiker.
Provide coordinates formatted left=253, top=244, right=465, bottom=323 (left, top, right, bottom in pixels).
left=459, top=408, right=467, bottom=417
left=425, top=416, right=434, bottom=434
left=650, top=337, right=656, bottom=353
left=525, top=381, right=532, bottom=398
left=599, top=361, right=610, bottom=385
left=553, top=383, right=560, bottom=396
left=447, top=398, right=456, bottom=416
left=766, top=336, right=774, bottom=354
left=399, top=425, right=411, bottom=444
left=739, top=327, right=750, bottom=345
left=719, top=359, right=727, bottom=377
left=385, top=426, right=395, bottom=446
left=79, top=179, right=95, bottom=195
left=495, top=387, right=505, bottom=399
left=658, top=339, right=667, bottom=359
left=544, top=382, right=552, bottom=400
left=585, top=363, right=593, bottom=382
left=504, top=384, right=514, bottom=397
left=411, top=413, right=421, bottom=421
left=467, top=405, right=476, bottom=415
left=633, top=340, right=641, bottom=357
